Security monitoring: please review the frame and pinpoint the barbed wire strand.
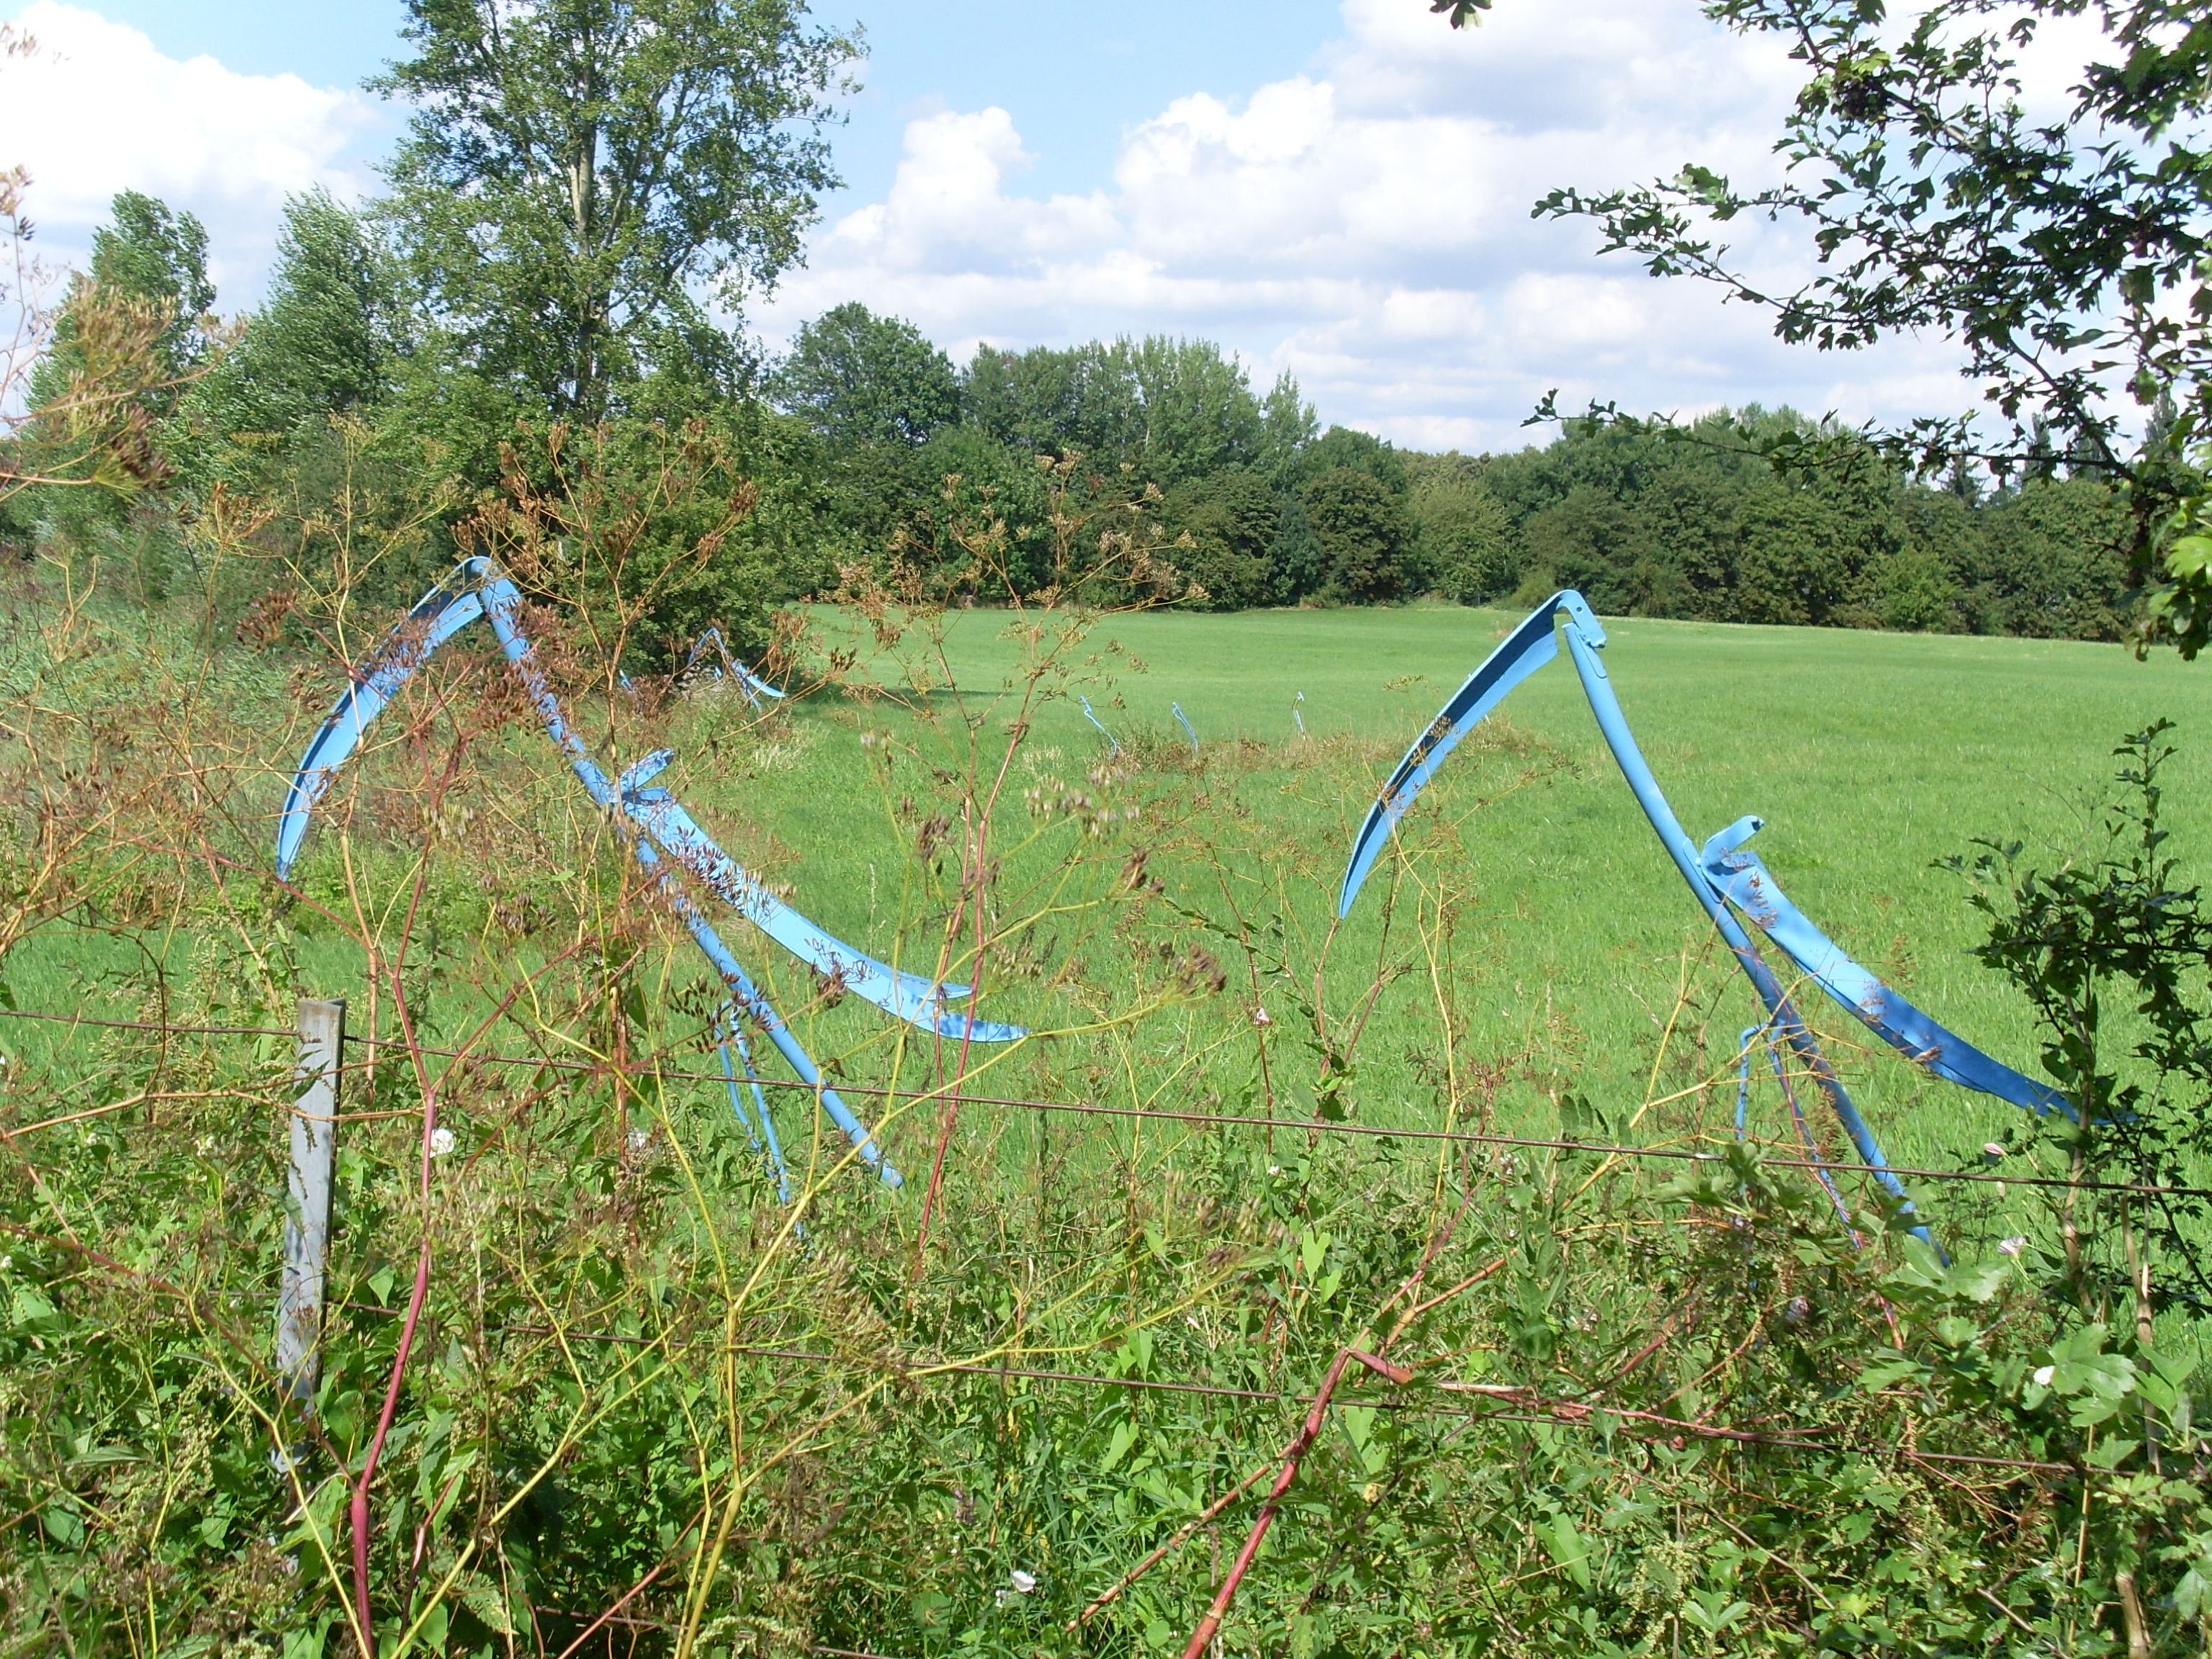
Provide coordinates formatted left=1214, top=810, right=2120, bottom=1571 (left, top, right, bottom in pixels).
left=1, top=1002, right=2198, bottom=1200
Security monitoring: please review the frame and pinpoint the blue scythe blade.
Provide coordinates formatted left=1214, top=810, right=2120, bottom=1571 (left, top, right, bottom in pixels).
left=275, top=575, right=488, bottom=881
left=615, top=753, right=1024, bottom=1043
left=1337, top=594, right=1578, bottom=917
left=1547, top=603, right=1927, bottom=1229
left=716, top=1006, right=792, bottom=1204
left=1336, top=588, right=2074, bottom=1244
left=469, top=568, right=902, bottom=1184
left=732, top=660, right=785, bottom=703
left=677, top=629, right=726, bottom=692
left=680, top=626, right=788, bottom=707
left=1697, top=818, right=2071, bottom=1118
left=273, top=557, right=927, bottom=1187
left=1172, top=702, right=1200, bottom=755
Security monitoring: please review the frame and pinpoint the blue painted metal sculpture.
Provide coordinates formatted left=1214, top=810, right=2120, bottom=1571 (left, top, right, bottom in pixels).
left=276, top=557, right=1025, bottom=1195
left=1172, top=702, right=1200, bottom=755
left=678, top=625, right=786, bottom=707
left=1079, top=696, right=1120, bottom=755
left=1339, top=590, right=2070, bottom=1228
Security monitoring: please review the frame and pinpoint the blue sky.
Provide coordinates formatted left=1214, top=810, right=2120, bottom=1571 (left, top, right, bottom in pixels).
left=55, top=0, right=1349, bottom=202
left=0, top=0, right=1984, bottom=450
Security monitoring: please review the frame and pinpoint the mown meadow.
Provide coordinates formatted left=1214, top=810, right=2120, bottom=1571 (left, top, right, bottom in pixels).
left=4, top=562, right=2211, bottom=1658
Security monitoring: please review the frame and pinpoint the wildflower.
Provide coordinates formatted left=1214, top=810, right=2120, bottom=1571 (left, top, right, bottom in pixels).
left=627, top=1127, right=652, bottom=1153
left=1009, top=1570, right=1037, bottom=1593
left=1997, top=1236, right=2027, bottom=1256
left=1251, top=1007, right=1272, bottom=1028
left=2032, top=1364, right=2056, bottom=1388
left=1982, top=1143, right=2008, bottom=1161
left=430, top=1126, right=456, bottom=1157
left=1267, top=1165, right=1281, bottom=1177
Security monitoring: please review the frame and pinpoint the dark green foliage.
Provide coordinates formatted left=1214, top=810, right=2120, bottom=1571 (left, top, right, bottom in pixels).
left=1954, top=722, right=2212, bottom=1317
left=1974, top=480, right=2134, bottom=642
left=1524, top=0, right=2211, bottom=651
left=30, top=190, right=215, bottom=415
left=371, top=0, right=854, bottom=420
left=1303, top=467, right=1412, bottom=603
left=18, top=192, right=217, bottom=553
left=1406, top=453, right=1515, bottom=603
left=1521, top=485, right=1655, bottom=615
left=1464, top=410, right=2132, bottom=637
left=1165, top=468, right=1281, bottom=609
left=770, top=303, right=964, bottom=556
left=771, top=302, right=961, bottom=450
left=1284, top=423, right=1409, bottom=498
left=189, top=189, right=399, bottom=444
left=961, top=335, right=1310, bottom=487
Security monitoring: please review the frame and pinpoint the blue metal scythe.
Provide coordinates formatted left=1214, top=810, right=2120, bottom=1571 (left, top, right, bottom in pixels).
left=1079, top=696, right=1120, bottom=755
left=678, top=625, right=787, bottom=708
left=276, top=557, right=1025, bottom=1195
left=1339, top=590, right=2071, bottom=1236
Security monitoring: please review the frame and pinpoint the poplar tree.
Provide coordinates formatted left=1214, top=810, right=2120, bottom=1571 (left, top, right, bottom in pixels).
left=372, top=0, right=858, bottom=420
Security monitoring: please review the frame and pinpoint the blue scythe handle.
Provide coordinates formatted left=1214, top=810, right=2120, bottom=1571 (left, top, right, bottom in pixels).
left=1080, top=696, right=1120, bottom=755
left=1339, top=589, right=2075, bottom=1241
left=679, top=627, right=788, bottom=707
left=274, top=557, right=1028, bottom=1191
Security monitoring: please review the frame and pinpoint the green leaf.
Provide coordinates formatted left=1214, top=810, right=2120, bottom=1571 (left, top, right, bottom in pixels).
left=1100, top=1420, right=1138, bottom=1473
left=1539, top=1513, right=1593, bottom=1590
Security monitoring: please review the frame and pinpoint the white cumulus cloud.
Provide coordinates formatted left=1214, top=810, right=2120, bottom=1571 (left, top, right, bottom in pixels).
left=0, top=2, right=384, bottom=307
left=758, top=0, right=1978, bottom=451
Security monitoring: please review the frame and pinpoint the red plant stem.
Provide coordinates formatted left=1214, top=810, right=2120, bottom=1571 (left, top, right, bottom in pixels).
left=349, top=760, right=454, bottom=1659
left=1179, top=1350, right=1409, bottom=1659
left=353, top=1237, right=431, bottom=1650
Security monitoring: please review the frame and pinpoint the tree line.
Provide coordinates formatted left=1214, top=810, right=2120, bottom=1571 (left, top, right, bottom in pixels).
left=0, top=198, right=2137, bottom=651
left=0, top=0, right=2151, bottom=654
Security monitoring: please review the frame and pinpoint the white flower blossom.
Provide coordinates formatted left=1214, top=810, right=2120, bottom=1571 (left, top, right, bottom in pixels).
left=1997, top=1236, right=2027, bottom=1256
left=1009, top=1569, right=1037, bottom=1593
left=2032, top=1364, right=2056, bottom=1388
left=1251, top=1007, right=1272, bottom=1028
left=1982, top=1143, right=2008, bottom=1160
left=429, top=1126, right=456, bottom=1157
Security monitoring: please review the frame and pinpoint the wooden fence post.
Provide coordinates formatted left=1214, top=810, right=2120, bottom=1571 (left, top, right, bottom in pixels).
left=276, top=997, right=343, bottom=1413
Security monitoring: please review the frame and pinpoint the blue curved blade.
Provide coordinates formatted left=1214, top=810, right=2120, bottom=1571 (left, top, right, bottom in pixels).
left=1339, top=593, right=1595, bottom=917
left=680, top=627, right=786, bottom=705
left=275, top=578, right=487, bottom=880
left=619, top=775, right=1025, bottom=1043
left=732, top=660, right=785, bottom=702
left=716, top=1008, right=792, bottom=1204
left=1699, top=818, right=2070, bottom=1118
left=471, top=571, right=905, bottom=1184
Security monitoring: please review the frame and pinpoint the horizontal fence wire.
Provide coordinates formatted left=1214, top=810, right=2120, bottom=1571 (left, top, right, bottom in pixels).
left=0, top=1005, right=303, bottom=1040
left=1, top=1001, right=2203, bottom=1201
